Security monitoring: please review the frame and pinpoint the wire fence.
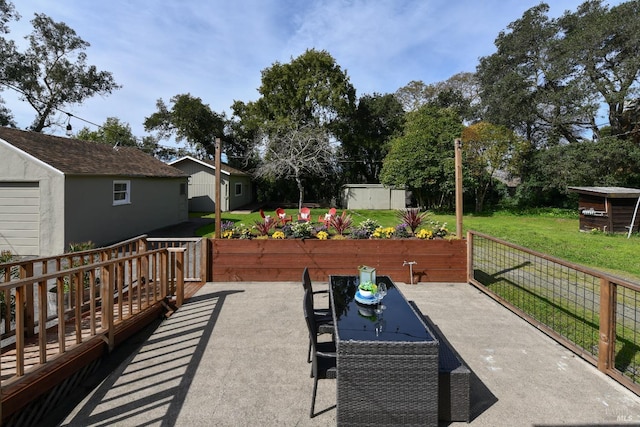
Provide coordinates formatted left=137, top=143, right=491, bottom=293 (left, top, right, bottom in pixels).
left=469, top=231, right=640, bottom=395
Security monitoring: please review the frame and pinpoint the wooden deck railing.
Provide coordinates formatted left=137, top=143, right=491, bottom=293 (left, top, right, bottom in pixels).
left=0, top=239, right=189, bottom=423
left=468, top=230, right=640, bottom=396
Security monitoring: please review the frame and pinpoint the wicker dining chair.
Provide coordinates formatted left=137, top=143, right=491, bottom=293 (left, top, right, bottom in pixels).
left=302, top=268, right=334, bottom=362
left=303, top=288, right=337, bottom=418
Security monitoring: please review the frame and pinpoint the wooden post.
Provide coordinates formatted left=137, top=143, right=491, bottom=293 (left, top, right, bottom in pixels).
left=215, top=137, right=222, bottom=239
left=20, top=263, right=35, bottom=338
left=169, top=248, right=187, bottom=308
left=598, top=278, right=615, bottom=372
left=454, top=138, right=463, bottom=239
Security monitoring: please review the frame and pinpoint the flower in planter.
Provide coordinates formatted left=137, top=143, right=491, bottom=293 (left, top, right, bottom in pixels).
left=393, top=223, right=411, bottom=238
left=291, top=221, right=313, bottom=238
left=397, top=208, right=428, bottom=235
left=373, top=227, right=395, bottom=239
left=222, top=230, right=234, bottom=239
left=316, top=231, right=329, bottom=240
left=272, top=231, right=286, bottom=239
left=416, top=229, right=433, bottom=239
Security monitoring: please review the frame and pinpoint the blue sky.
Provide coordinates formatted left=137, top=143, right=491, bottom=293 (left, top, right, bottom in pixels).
left=2, top=0, right=623, bottom=140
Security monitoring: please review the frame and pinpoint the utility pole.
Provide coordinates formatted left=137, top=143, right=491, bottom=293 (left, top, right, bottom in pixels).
left=215, top=137, right=221, bottom=239
left=454, top=138, right=463, bottom=239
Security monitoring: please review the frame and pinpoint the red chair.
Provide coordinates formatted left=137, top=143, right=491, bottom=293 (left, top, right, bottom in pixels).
left=318, top=207, right=337, bottom=226
left=298, top=207, right=311, bottom=222
left=260, top=209, right=271, bottom=222
left=275, top=207, right=292, bottom=226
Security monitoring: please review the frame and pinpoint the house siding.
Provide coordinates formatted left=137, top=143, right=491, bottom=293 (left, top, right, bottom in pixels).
left=170, top=158, right=253, bottom=212
left=0, top=141, right=65, bottom=256
left=65, top=176, right=188, bottom=247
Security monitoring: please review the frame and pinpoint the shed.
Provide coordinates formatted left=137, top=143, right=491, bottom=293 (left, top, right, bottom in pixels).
left=568, top=186, right=640, bottom=233
left=168, top=156, right=253, bottom=212
left=0, top=127, right=189, bottom=257
left=341, top=184, right=407, bottom=210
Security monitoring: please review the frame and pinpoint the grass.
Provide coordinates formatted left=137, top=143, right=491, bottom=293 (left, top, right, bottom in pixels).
left=192, top=207, right=640, bottom=282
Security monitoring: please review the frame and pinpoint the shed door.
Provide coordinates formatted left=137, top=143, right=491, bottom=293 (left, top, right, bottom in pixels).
left=0, top=182, right=40, bottom=256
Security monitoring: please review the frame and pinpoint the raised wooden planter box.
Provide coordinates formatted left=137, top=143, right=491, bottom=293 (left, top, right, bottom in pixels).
left=210, top=238, right=467, bottom=283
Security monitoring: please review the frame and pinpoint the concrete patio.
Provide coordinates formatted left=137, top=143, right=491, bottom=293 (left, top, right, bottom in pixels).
left=56, top=281, right=640, bottom=426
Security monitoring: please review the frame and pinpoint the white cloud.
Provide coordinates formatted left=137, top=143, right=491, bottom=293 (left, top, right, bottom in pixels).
left=1, top=0, right=625, bottom=140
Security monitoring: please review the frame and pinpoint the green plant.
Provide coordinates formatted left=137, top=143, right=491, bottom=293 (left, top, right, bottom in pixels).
left=0, top=250, right=17, bottom=321
left=253, top=217, right=277, bottom=236
left=330, top=211, right=353, bottom=235
left=290, top=221, right=313, bottom=238
left=397, top=208, right=428, bottom=235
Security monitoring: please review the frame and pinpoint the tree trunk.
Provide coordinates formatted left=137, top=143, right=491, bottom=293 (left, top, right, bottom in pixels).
left=296, top=175, right=304, bottom=211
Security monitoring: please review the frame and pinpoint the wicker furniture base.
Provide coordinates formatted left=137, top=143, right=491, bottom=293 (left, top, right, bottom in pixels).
left=336, top=340, right=439, bottom=426
left=409, top=301, right=470, bottom=422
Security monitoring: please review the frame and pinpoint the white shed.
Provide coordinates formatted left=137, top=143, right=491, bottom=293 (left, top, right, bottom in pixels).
left=342, top=184, right=407, bottom=210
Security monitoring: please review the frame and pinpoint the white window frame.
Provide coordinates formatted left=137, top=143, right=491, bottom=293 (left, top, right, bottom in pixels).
left=113, top=180, right=131, bottom=205
left=235, top=182, right=242, bottom=196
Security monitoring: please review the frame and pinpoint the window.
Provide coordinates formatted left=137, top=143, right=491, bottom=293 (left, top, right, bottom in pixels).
left=113, top=180, right=130, bottom=205
left=235, top=182, right=242, bottom=196
left=180, top=183, right=186, bottom=195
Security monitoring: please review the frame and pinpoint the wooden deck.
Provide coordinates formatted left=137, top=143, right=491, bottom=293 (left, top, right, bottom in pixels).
left=0, top=280, right=205, bottom=423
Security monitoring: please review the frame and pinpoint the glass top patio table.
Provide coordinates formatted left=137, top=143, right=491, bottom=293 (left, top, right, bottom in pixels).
left=329, top=275, right=436, bottom=343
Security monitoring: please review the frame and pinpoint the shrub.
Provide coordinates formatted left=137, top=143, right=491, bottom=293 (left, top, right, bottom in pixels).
left=330, top=211, right=353, bottom=235
left=290, top=221, right=314, bottom=238
left=253, top=217, right=277, bottom=236
left=397, top=208, right=428, bottom=235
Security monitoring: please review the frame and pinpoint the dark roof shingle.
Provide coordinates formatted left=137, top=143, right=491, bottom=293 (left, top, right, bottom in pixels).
left=0, top=127, right=187, bottom=178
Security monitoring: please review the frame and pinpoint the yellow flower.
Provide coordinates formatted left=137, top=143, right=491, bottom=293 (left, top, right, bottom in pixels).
left=222, top=230, right=234, bottom=239
left=416, top=229, right=433, bottom=239
left=316, top=231, right=329, bottom=240
left=272, top=231, right=285, bottom=239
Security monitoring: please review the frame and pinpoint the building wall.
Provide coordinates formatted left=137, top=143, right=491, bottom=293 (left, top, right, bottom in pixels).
left=64, top=176, right=188, bottom=247
left=227, top=175, right=253, bottom=211
left=577, top=194, right=640, bottom=233
left=171, top=159, right=253, bottom=212
left=0, top=143, right=65, bottom=256
left=342, top=185, right=406, bottom=210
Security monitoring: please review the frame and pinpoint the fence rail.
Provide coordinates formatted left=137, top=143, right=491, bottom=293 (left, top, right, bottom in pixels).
left=0, top=237, right=190, bottom=422
left=468, top=230, right=640, bottom=395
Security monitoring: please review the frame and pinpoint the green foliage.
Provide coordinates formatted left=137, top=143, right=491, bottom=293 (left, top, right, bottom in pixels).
left=380, top=105, right=463, bottom=209
left=0, top=250, right=17, bottom=320
left=1, top=12, right=120, bottom=132
left=253, top=217, right=277, bottom=236
left=144, top=93, right=225, bottom=159
left=477, top=1, right=640, bottom=146
left=397, top=208, right=428, bottom=235
left=329, top=211, right=353, bottom=235
left=338, top=93, right=405, bottom=183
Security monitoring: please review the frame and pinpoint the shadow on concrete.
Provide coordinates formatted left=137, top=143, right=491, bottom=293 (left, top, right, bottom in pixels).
left=53, top=290, right=244, bottom=427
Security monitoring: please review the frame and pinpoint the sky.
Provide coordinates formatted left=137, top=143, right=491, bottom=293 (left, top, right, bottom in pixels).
left=1, top=0, right=624, bottom=143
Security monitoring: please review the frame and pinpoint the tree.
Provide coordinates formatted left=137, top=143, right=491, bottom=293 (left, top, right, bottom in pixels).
left=461, top=122, right=529, bottom=212
left=0, top=0, right=18, bottom=126
left=144, top=93, right=225, bottom=159
left=395, top=73, right=482, bottom=123
left=233, top=49, right=355, bottom=203
left=1, top=13, right=120, bottom=132
left=337, top=93, right=405, bottom=183
left=251, top=49, right=356, bottom=134
left=558, top=0, right=640, bottom=140
left=476, top=3, right=598, bottom=147
left=254, top=124, right=335, bottom=210
left=380, top=105, right=463, bottom=209
left=76, top=117, right=139, bottom=148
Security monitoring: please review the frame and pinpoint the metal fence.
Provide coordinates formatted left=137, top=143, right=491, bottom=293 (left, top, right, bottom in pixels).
left=468, top=231, right=640, bottom=395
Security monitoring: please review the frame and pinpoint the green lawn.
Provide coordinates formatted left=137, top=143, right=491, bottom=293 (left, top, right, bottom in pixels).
left=193, top=208, right=640, bottom=282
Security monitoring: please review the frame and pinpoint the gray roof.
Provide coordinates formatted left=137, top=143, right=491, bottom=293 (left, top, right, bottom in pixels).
left=0, top=127, right=187, bottom=178
left=169, top=156, right=250, bottom=176
left=568, top=186, right=640, bottom=198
